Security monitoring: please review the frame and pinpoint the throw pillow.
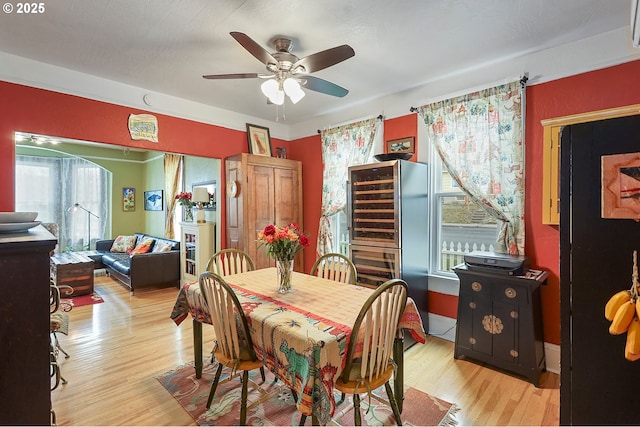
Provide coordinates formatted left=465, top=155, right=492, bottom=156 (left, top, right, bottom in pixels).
left=110, top=235, right=137, bottom=253
left=152, top=240, right=174, bottom=253
left=129, top=237, right=155, bottom=257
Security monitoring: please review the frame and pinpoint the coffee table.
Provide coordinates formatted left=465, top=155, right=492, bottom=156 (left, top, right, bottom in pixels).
left=50, top=253, right=95, bottom=296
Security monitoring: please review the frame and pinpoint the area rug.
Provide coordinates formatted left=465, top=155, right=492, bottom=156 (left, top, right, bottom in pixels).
left=156, top=362, right=459, bottom=426
left=60, top=291, right=104, bottom=308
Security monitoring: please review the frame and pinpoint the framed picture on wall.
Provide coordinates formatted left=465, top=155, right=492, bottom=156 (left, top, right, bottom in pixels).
left=123, top=187, right=135, bottom=211
left=246, top=123, right=272, bottom=156
left=386, top=136, right=415, bottom=154
left=602, top=152, right=640, bottom=220
left=144, top=190, right=163, bottom=211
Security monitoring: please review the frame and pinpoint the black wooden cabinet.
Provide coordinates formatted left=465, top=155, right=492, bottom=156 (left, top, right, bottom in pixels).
left=453, top=265, right=548, bottom=386
left=0, top=226, right=56, bottom=425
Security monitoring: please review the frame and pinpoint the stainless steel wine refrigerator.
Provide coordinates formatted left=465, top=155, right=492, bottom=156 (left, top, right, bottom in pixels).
left=347, top=159, right=429, bottom=336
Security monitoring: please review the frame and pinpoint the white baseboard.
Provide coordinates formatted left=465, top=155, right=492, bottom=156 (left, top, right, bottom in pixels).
left=544, top=342, right=560, bottom=374
left=426, top=313, right=561, bottom=375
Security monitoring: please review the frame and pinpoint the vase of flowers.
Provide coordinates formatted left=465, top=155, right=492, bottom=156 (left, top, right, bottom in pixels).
left=175, top=191, right=195, bottom=222
left=257, top=223, right=310, bottom=293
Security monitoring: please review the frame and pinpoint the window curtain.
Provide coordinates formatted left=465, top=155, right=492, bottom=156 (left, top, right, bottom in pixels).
left=164, top=153, right=182, bottom=239
left=418, top=80, right=525, bottom=254
left=15, top=154, right=108, bottom=250
left=316, top=117, right=379, bottom=257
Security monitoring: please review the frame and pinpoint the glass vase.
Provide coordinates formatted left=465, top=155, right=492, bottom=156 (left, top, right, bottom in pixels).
left=276, top=259, right=294, bottom=293
left=184, top=206, right=194, bottom=222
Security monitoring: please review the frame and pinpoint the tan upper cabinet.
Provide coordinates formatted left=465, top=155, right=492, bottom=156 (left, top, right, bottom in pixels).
left=225, top=153, right=304, bottom=271
left=541, top=104, right=640, bottom=225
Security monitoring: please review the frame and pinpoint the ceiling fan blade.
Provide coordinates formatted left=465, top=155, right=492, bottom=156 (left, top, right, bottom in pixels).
left=203, top=73, right=261, bottom=80
left=230, top=32, right=277, bottom=65
left=303, top=76, right=349, bottom=97
left=292, top=45, right=355, bottom=74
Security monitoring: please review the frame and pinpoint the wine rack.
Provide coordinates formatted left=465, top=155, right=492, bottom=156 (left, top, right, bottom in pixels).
left=348, top=159, right=430, bottom=335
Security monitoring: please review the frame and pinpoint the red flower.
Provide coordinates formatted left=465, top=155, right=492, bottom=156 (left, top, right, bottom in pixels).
left=263, top=224, right=276, bottom=236
left=298, top=234, right=310, bottom=247
left=257, top=223, right=310, bottom=261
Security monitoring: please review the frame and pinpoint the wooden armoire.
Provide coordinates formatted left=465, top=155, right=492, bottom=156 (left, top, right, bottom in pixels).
left=225, top=153, right=304, bottom=271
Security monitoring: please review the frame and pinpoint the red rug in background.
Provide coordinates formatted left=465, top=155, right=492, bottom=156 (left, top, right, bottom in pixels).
left=156, top=362, right=459, bottom=426
left=61, top=291, right=104, bottom=308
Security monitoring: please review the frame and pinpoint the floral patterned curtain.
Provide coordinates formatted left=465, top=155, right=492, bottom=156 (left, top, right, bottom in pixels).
left=316, top=117, right=379, bottom=257
left=164, top=153, right=182, bottom=239
left=418, top=80, right=525, bottom=254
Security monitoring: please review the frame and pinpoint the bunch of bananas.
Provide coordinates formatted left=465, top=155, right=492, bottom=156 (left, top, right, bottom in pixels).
left=605, top=250, right=640, bottom=361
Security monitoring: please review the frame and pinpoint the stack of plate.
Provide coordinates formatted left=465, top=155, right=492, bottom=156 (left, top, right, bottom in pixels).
left=0, top=212, right=41, bottom=233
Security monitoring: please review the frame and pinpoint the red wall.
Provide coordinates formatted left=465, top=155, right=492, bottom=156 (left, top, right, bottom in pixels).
left=0, top=81, right=290, bottom=245
left=3, top=59, right=640, bottom=344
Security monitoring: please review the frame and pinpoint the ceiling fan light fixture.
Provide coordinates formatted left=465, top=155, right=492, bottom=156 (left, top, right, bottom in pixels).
left=269, top=89, right=285, bottom=105
left=260, top=79, right=279, bottom=98
left=283, top=78, right=305, bottom=104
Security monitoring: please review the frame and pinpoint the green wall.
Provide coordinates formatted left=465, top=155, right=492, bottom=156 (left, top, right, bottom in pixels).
left=16, top=141, right=221, bottom=241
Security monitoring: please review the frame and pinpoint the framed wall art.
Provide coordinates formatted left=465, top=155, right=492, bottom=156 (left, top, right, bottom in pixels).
left=246, top=123, right=272, bottom=156
left=386, top=136, right=415, bottom=154
left=144, top=190, right=163, bottom=211
left=123, top=187, right=135, bottom=212
left=601, top=152, right=640, bottom=220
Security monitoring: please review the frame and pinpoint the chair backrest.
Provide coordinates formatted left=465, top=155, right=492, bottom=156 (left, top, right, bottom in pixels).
left=199, top=271, right=257, bottom=363
left=310, top=253, right=357, bottom=285
left=205, top=249, right=255, bottom=276
left=340, top=279, right=408, bottom=383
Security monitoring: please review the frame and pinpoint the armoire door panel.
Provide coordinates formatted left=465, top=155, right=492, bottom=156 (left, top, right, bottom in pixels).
left=247, top=164, right=275, bottom=269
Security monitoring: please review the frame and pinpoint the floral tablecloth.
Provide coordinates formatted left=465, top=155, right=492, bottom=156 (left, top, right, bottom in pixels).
left=170, top=268, right=426, bottom=424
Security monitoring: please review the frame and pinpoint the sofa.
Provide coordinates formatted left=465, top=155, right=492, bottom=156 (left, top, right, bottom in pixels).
left=93, top=233, right=181, bottom=293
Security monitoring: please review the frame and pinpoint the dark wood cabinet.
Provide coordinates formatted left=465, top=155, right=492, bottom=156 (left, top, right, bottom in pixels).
left=453, top=265, right=548, bottom=386
left=225, top=153, right=303, bottom=271
left=0, top=226, right=56, bottom=425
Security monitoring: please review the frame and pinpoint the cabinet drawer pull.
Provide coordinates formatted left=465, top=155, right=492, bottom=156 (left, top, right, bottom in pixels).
left=471, top=281, right=482, bottom=292
left=510, top=311, right=519, bottom=319
left=469, top=337, right=476, bottom=345
left=505, top=287, right=517, bottom=298
left=510, top=349, right=519, bottom=358
left=469, top=302, right=476, bottom=309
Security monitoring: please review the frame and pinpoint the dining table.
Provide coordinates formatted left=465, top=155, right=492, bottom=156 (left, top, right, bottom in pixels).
left=170, top=267, right=426, bottom=424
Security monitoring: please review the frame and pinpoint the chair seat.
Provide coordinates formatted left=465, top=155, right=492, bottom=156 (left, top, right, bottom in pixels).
left=334, top=364, right=394, bottom=394
left=213, top=349, right=263, bottom=372
left=50, top=312, right=69, bottom=335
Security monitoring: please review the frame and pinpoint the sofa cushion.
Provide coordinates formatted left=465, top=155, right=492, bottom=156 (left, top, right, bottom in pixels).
left=152, top=239, right=176, bottom=253
left=101, top=252, right=131, bottom=275
left=130, top=237, right=155, bottom=256
left=110, top=235, right=137, bottom=253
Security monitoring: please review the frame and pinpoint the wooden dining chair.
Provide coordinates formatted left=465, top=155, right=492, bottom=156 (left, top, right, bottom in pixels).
left=309, top=252, right=357, bottom=285
left=301, top=279, right=408, bottom=426
left=205, top=248, right=255, bottom=276
left=199, top=271, right=264, bottom=425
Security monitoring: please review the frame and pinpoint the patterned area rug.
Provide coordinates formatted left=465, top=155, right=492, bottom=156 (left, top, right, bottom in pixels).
left=156, top=362, right=459, bottom=426
left=60, top=291, right=104, bottom=308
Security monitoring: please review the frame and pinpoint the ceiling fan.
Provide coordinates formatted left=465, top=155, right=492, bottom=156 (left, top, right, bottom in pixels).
left=203, top=32, right=355, bottom=105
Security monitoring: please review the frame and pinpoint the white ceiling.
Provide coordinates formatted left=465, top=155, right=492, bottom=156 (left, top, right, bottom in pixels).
left=0, top=0, right=634, bottom=129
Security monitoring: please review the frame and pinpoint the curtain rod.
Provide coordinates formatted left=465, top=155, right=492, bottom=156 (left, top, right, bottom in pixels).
left=317, top=114, right=384, bottom=134
left=409, top=73, right=529, bottom=113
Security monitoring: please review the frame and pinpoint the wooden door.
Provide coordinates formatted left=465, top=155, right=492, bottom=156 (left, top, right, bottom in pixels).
left=273, top=167, right=303, bottom=271
left=560, top=116, right=640, bottom=425
left=247, top=164, right=275, bottom=269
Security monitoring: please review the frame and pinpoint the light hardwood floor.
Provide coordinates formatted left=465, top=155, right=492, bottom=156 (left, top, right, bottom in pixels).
left=51, top=274, right=559, bottom=426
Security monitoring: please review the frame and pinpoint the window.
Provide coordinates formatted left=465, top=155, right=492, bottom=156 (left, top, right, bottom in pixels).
left=328, top=210, right=349, bottom=256
left=15, top=152, right=109, bottom=251
left=430, top=152, right=499, bottom=275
